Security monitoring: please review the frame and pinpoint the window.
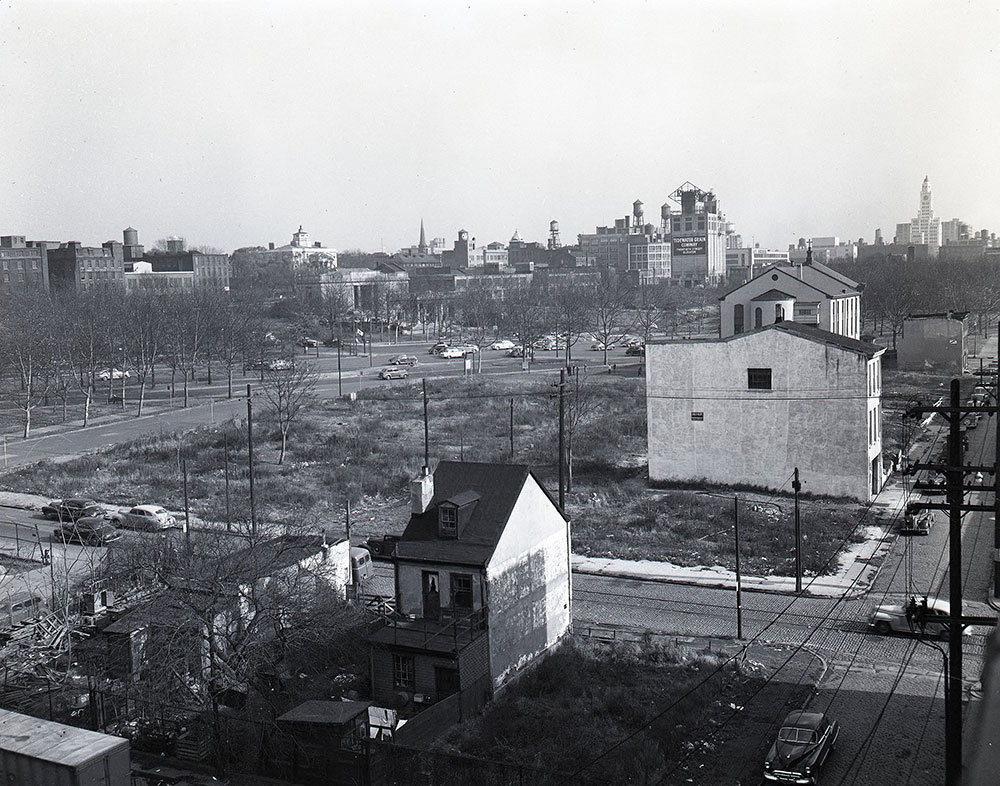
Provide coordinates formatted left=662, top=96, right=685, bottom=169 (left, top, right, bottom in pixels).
left=439, top=506, right=457, bottom=535
left=451, top=573, right=473, bottom=611
left=392, top=653, right=415, bottom=690
left=733, top=304, right=744, bottom=334
left=747, top=368, right=772, bottom=390
left=774, top=304, right=784, bottom=322
left=754, top=307, right=763, bottom=328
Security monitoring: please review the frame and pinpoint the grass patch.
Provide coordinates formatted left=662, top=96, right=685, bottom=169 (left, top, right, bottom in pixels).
left=432, top=635, right=777, bottom=784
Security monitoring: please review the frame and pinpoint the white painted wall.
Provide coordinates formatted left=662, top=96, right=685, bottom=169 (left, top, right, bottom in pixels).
left=647, top=329, right=883, bottom=501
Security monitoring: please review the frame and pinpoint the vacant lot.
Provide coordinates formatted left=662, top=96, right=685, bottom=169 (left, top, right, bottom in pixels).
left=428, top=636, right=818, bottom=786
left=1, top=365, right=937, bottom=576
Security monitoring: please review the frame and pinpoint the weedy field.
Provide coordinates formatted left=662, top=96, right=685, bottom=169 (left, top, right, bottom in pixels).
left=2, top=371, right=871, bottom=576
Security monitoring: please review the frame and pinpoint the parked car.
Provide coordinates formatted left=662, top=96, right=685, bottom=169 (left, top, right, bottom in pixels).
left=456, top=343, right=480, bottom=354
left=625, top=344, right=645, bottom=356
left=379, top=367, right=409, bottom=380
left=590, top=340, right=618, bottom=351
left=350, top=546, right=375, bottom=584
left=868, top=596, right=969, bottom=638
left=506, top=346, right=534, bottom=359
left=41, top=499, right=64, bottom=520
left=388, top=354, right=418, bottom=366
left=489, top=339, right=515, bottom=351
left=268, top=359, right=294, bottom=371
left=49, top=498, right=98, bottom=522
left=56, top=519, right=122, bottom=546
left=763, top=710, right=839, bottom=784
left=439, top=347, right=467, bottom=359
left=298, top=337, right=319, bottom=348
left=98, top=368, right=132, bottom=381
left=110, top=504, right=176, bottom=531
left=900, top=503, right=931, bottom=536
left=0, top=591, right=46, bottom=633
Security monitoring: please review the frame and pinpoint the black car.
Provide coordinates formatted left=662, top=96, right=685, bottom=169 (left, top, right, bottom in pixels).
left=625, top=345, right=645, bottom=356
left=322, top=337, right=341, bottom=347
left=41, top=499, right=63, bottom=520
left=52, top=498, right=98, bottom=521
left=764, top=710, right=839, bottom=784
left=56, top=519, right=121, bottom=546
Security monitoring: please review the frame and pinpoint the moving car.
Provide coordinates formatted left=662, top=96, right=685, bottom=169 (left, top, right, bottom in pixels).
left=56, top=519, right=122, bottom=546
left=506, top=346, right=534, bottom=359
left=47, top=498, right=98, bottom=522
left=900, top=503, right=931, bottom=536
left=98, top=368, right=132, bottom=381
left=590, top=340, right=618, bottom=351
left=439, top=347, right=467, bottom=359
left=868, top=596, right=969, bottom=638
left=268, top=359, right=294, bottom=371
left=379, top=367, right=409, bottom=380
left=763, top=710, right=839, bottom=784
left=298, top=337, right=319, bottom=348
left=388, top=354, right=418, bottom=366
left=625, top=344, right=645, bottom=356
left=110, top=504, right=176, bottom=531
left=322, top=337, right=341, bottom=347
left=489, top=339, right=515, bottom=351
left=429, top=342, right=451, bottom=355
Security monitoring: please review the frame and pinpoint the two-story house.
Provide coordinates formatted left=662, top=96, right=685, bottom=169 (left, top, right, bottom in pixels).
left=718, top=249, right=863, bottom=339
left=647, top=321, right=886, bottom=501
left=368, top=461, right=571, bottom=718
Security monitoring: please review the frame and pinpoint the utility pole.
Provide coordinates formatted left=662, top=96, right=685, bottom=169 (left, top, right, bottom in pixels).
left=734, top=495, right=743, bottom=639
left=337, top=339, right=343, bottom=397
left=558, top=367, right=566, bottom=513
left=345, top=498, right=352, bottom=541
left=907, top=378, right=998, bottom=786
left=509, top=398, right=514, bottom=460
left=792, top=467, right=802, bottom=593
left=182, top=458, right=191, bottom=551
left=423, top=377, right=429, bottom=468
left=994, top=321, right=1000, bottom=598
left=223, top=434, right=231, bottom=531
left=246, top=383, right=256, bottom=538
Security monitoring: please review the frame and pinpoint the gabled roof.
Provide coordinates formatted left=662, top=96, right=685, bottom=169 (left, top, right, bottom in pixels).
left=769, top=321, right=884, bottom=358
left=648, top=321, right=884, bottom=358
left=720, top=262, right=860, bottom=302
left=395, top=461, right=560, bottom=566
left=750, top=288, right=797, bottom=301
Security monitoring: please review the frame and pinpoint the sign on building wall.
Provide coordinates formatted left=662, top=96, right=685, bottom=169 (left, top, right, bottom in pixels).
left=672, top=237, right=707, bottom=256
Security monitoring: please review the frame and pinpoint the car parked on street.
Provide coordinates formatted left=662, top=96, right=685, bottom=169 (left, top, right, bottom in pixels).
left=46, top=498, right=98, bottom=522
left=763, top=710, right=839, bottom=784
left=489, top=339, right=515, bottom=351
left=388, top=354, right=418, bottom=366
left=56, top=519, right=122, bottom=546
left=900, top=503, right=931, bottom=536
left=379, top=367, right=409, bottom=380
left=109, top=505, right=176, bottom=531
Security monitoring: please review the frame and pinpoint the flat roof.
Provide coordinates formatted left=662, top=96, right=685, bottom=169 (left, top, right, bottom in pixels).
left=0, top=708, right=129, bottom=767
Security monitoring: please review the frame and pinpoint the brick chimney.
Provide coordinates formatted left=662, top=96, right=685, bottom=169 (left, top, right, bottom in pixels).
left=410, top=466, right=434, bottom=514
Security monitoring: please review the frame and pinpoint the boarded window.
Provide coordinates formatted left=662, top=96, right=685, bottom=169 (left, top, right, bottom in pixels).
left=747, top=368, right=772, bottom=390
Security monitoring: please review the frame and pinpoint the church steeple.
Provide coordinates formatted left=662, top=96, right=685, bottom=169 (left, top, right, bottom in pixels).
left=418, top=219, right=428, bottom=254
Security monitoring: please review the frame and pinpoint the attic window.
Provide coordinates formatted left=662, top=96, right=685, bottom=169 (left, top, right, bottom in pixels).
left=439, top=506, right=458, bottom=535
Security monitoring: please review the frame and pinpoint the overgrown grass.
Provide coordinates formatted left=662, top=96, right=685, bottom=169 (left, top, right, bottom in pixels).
left=433, top=636, right=753, bottom=784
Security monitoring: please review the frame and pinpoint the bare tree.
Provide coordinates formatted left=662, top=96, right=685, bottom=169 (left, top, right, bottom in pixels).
left=548, top=282, right=592, bottom=366
left=456, top=286, right=501, bottom=371
left=0, top=293, right=54, bottom=438
left=589, top=280, right=636, bottom=365
left=258, top=362, right=318, bottom=464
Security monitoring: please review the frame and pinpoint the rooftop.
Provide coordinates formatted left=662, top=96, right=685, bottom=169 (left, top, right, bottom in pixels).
left=278, top=700, right=371, bottom=725
left=0, top=708, right=128, bottom=766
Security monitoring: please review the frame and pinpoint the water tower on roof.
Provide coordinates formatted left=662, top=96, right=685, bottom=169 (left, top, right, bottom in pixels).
left=548, top=220, right=561, bottom=250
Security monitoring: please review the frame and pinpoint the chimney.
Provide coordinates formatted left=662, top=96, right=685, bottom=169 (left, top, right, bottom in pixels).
left=269, top=242, right=275, bottom=250
left=410, top=466, right=434, bottom=514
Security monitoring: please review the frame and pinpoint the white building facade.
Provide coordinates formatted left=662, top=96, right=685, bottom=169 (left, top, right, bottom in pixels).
left=646, top=322, right=885, bottom=502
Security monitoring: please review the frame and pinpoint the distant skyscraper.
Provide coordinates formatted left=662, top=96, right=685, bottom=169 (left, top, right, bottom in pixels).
left=907, top=176, right=940, bottom=252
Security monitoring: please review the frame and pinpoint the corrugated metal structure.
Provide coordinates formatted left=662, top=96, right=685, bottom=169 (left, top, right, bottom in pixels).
left=0, top=708, right=131, bottom=785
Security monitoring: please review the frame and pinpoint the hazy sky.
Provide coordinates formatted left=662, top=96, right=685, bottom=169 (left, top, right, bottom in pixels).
left=3, top=0, right=999, bottom=254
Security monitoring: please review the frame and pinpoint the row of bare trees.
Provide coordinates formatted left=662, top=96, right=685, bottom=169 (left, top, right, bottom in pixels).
left=0, top=288, right=272, bottom=438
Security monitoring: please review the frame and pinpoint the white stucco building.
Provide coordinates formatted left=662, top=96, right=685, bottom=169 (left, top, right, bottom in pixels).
left=718, top=254, right=862, bottom=339
left=647, top=322, right=885, bottom=502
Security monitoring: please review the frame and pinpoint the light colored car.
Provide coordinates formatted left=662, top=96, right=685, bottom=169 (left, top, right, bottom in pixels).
left=98, top=368, right=132, bottom=381
left=489, top=339, right=515, bottom=351
left=868, top=596, right=971, bottom=638
left=110, top=504, right=176, bottom=531
left=439, top=347, right=467, bottom=359
left=268, top=359, right=294, bottom=371
left=379, top=367, right=409, bottom=380
left=388, top=354, right=418, bottom=366
left=455, top=344, right=479, bottom=354
left=590, top=340, right=618, bottom=351
left=298, top=337, right=319, bottom=348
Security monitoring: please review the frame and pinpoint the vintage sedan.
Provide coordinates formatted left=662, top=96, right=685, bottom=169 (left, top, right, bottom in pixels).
left=48, top=498, right=98, bottom=522
left=388, top=354, right=418, bottom=366
left=56, top=519, right=121, bottom=546
left=110, top=504, right=176, bottom=531
left=868, top=596, right=969, bottom=638
left=763, top=710, right=839, bottom=784
left=379, top=367, right=409, bottom=380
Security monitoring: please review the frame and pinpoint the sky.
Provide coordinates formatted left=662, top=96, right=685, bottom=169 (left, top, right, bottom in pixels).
left=3, top=0, right=1000, bottom=254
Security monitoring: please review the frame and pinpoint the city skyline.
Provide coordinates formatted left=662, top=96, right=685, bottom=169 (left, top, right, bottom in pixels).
left=3, top=0, right=999, bottom=253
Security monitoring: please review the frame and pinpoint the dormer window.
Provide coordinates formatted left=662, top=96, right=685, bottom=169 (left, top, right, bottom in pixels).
left=439, top=506, right=458, bottom=536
